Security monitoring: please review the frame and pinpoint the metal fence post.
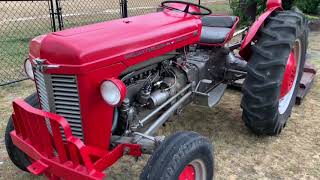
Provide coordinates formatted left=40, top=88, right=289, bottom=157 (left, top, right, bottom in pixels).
left=49, top=0, right=57, bottom=31
left=50, top=0, right=64, bottom=31
left=55, top=0, right=64, bottom=30
left=120, top=0, right=128, bottom=18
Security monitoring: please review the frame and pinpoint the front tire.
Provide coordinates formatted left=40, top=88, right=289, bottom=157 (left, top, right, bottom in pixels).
left=241, top=11, right=308, bottom=135
left=5, top=93, right=39, bottom=172
left=140, top=131, right=214, bottom=180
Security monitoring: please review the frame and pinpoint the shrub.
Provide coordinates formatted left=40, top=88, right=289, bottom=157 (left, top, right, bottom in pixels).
left=229, top=0, right=319, bottom=25
left=283, top=0, right=294, bottom=10
left=230, top=0, right=268, bottom=25
left=295, top=0, right=320, bottom=14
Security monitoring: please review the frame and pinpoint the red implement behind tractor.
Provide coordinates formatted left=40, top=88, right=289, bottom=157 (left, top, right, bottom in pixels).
left=5, top=0, right=313, bottom=179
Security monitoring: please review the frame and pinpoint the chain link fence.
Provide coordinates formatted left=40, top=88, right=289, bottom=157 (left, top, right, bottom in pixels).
left=0, top=0, right=123, bottom=86
left=126, top=0, right=229, bottom=16
left=0, top=0, right=228, bottom=86
left=0, top=0, right=54, bottom=86
left=59, top=0, right=121, bottom=29
left=127, top=0, right=201, bottom=16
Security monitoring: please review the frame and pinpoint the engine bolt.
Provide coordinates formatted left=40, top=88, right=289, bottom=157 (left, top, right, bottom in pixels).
left=123, top=147, right=130, bottom=155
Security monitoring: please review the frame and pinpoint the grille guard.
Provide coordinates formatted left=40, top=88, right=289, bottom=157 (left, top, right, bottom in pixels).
left=10, top=99, right=142, bottom=179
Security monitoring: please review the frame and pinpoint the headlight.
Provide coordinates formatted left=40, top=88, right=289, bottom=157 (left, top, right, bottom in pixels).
left=100, top=79, right=126, bottom=106
left=24, top=59, right=34, bottom=80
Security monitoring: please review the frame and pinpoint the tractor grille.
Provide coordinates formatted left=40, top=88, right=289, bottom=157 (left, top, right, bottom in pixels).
left=34, top=70, right=50, bottom=112
left=51, top=75, right=83, bottom=139
left=34, top=71, right=84, bottom=140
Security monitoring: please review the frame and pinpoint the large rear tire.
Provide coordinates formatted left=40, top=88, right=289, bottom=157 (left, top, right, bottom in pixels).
left=140, top=131, right=214, bottom=180
left=5, top=93, right=39, bottom=172
left=241, top=11, right=308, bottom=135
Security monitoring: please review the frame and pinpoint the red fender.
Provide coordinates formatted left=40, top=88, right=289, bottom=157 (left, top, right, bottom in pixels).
left=239, top=0, right=283, bottom=60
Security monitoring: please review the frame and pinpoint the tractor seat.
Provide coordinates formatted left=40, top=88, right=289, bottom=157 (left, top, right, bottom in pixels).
left=200, top=16, right=238, bottom=45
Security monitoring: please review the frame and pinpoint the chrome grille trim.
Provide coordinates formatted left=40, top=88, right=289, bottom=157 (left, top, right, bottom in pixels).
left=34, top=69, right=52, bottom=134
left=34, top=70, right=50, bottom=112
left=51, top=75, right=83, bottom=139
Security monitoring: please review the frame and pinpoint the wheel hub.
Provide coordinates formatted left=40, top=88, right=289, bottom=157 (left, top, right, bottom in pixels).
left=278, top=39, right=301, bottom=114
left=280, top=51, right=297, bottom=98
left=179, top=165, right=196, bottom=180
left=179, top=159, right=207, bottom=180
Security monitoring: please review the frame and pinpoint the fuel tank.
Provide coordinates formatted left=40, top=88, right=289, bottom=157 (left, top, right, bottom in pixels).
left=30, top=11, right=202, bottom=70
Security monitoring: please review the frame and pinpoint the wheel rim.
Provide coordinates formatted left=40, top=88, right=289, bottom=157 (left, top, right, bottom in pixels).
left=179, top=159, right=207, bottom=180
left=279, top=39, right=301, bottom=114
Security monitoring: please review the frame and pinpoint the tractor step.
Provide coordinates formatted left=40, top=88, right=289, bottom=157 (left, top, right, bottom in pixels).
left=193, top=82, right=227, bottom=108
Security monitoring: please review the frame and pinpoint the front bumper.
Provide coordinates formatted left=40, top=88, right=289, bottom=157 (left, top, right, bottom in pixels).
left=10, top=99, right=141, bottom=179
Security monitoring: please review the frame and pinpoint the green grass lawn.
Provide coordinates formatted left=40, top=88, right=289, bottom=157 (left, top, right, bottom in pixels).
left=306, top=14, right=320, bottom=20
left=206, top=2, right=232, bottom=15
left=0, top=24, right=50, bottom=84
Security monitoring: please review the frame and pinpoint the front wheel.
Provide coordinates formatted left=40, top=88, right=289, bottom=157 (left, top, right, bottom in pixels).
left=5, top=93, right=39, bottom=172
left=241, top=10, right=308, bottom=135
left=140, top=131, right=214, bottom=180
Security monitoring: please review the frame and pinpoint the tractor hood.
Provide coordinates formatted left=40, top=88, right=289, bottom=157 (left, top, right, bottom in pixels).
left=30, top=11, right=202, bottom=70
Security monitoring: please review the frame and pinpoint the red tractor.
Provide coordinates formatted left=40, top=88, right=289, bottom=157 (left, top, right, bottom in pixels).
left=5, top=0, right=310, bottom=179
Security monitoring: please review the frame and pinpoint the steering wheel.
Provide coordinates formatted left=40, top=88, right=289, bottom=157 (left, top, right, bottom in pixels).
left=161, top=1, right=212, bottom=16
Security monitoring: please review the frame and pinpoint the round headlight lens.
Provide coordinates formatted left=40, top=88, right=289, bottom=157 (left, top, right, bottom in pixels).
left=100, top=80, right=121, bottom=106
left=24, top=59, right=34, bottom=80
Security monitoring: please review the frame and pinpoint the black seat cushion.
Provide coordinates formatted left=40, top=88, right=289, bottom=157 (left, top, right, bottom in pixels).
left=200, top=16, right=237, bottom=44
left=202, top=16, right=237, bottom=28
left=200, top=27, right=231, bottom=44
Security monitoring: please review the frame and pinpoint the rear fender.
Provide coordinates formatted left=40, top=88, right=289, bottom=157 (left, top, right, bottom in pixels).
left=239, top=0, right=283, bottom=60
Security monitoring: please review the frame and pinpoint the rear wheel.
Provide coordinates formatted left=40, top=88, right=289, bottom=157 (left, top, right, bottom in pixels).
left=140, top=131, right=214, bottom=180
left=241, top=11, right=308, bottom=135
left=5, top=93, right=38, bottom=172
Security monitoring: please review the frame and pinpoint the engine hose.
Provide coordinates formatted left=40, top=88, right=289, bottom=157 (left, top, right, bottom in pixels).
left=112, top=108, right=119, bottom=133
